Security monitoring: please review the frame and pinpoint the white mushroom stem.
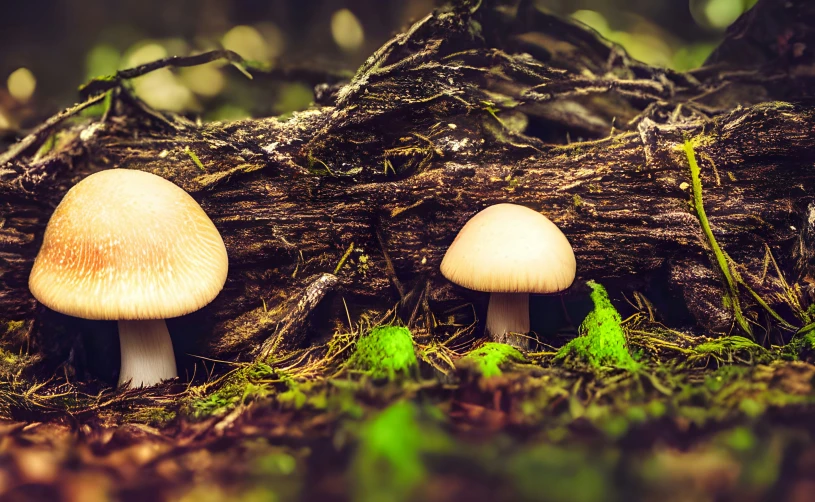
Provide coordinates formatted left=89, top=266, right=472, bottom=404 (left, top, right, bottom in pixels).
left=117, top=319, right=178, bottom=388
left=486, top=292, right=530, bottom=348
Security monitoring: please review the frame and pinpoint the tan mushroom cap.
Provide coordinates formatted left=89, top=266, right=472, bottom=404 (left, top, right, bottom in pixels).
left=29, top=169, right=228, bottom=320
left=440, top=203, right=576, bottom=293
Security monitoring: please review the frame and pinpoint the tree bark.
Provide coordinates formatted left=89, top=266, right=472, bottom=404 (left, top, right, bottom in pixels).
left=1, top=0, right=815, bottom=368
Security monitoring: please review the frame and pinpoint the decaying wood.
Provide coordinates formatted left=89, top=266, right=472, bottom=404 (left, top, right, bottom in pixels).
left=254, top=273, right=339, bottom=360
left=1, top=0, right=815, bottom=371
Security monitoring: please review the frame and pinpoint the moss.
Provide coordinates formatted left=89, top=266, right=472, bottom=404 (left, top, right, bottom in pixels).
left=0, top=322, right=30, bottom=377
left=350, top=401, right=451, bottom=502
left=4, top=321, right=25, bottom=336
left=278, top=387, right=307, bottom=410
left=278, top=381, right=328, bottom=411
left=555, top=281, right=639, bottom=371
left=459, top=342, right=526, bottom=378
left=0, top=349, right=19, bottom=367
left=188, top=362, right=278, bottom=418
left=719, top=426, right=756, bottom=452
left=693, top=336, right=773, bottom=365
left=126, top=407, right=177, bottom=427
left=347, top=326, right=417, bottom=380
left=507, top=444, right=614, bottom=502
left=782, top=327, right=815, bottom=360
left=704, top=365, right=751, bottom=392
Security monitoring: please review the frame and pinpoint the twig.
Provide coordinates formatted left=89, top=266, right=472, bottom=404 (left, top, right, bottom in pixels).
left=376, top=226, right=406, bottom=300
left=0, top=92, right=108, bottom=166
left=255, top=274, right=339, bottom=361
left=79, top=49, right=251, bottom=99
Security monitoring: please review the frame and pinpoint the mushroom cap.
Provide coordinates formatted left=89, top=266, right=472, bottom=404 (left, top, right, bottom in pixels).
left=440, top=203, right=576, bottom=294
left=29, top=169, right=229, bottom=320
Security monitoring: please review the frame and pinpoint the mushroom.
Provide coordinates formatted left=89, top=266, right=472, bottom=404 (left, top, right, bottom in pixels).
left=29, top=169, right=228, bottom=388
left=440, top=203, right=576, bottom=348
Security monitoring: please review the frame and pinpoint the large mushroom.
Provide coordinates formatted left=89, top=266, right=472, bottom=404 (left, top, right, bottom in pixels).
left=440, top=203, right=576, bottom=348
left=29, top=169, right=228, bottom=388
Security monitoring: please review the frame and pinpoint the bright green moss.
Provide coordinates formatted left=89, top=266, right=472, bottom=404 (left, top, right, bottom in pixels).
left=460, top=342, right=526, bottom=377
left=694, top=335, right=772, bottom=364
left=278, top=387, right=307, bottom=410
left=348, top=326, right=417, bottom=380
left=783, top=327, right=815, bottom=360
left=696, top=337, right=754, bottom=354
left=719, top=426, right=756, bottom=452
left=555, top=281, right=639, bottom=371
left=188, top=362, right=276, bottom=418
left=350, top=401, right=451, bottom=502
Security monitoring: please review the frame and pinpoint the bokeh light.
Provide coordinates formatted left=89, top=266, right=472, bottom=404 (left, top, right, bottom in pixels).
left=571, top=9, right=715, bottom=70
left=331, top=9, right=365, bottom=53
left=85, top=44, right=121, bottom=80
left=0, top=0, right=762, bottom=125
left=7, top=67, right=36, bottom=103
left=180, top=63, right=225, bottom=98
left=571, top=11, right=674, bottom=68
left=125, top=42, right=167, bottom=68
left=690, top=0, right=757, bottom=30
left=273, top=83, right=314, bottom=116
left=124, top=42, right=195, bottom=112
left=0, top=108, right=11, bottom=130
left=222, top=25, right=272, bottom=64
left=255, top=22, right=285, bottom=61
left=570, top=10, right=610, bottom=36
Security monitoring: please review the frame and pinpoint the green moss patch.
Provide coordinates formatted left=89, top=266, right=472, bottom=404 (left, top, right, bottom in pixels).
left=692, top=336, right=773, bottom=365
left=783, top=327, right=815, bottom=360
left=347, top=326, right=417, bottom=380
left=125, top=407, right=177, bottom=427
left=350, top=401, right=451, bottom=502
left=459, top=342, right=526, bottom=377
left=187, top=362, right=278, bottom=418
left=556, top=281, right=639, bottom=371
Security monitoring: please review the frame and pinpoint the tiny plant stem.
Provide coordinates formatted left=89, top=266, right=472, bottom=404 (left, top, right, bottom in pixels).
left=684, top=138, right=752, bottom=336
left=738, top=279, right=798, bottom=331
left=486, top=292, right=530, bottom=349
left=118, top=319, right=178, bottom=388
left=334, top=242, right=354, bottom=274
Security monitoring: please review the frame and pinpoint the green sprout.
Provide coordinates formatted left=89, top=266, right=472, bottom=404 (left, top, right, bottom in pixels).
left=684, top=138, right=751, bottom=336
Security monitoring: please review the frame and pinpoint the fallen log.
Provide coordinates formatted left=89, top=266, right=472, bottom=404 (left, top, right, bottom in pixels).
left=1, top=0, right=814, bottom=376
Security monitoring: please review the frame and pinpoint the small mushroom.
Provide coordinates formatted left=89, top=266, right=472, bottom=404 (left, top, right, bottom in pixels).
left=440, top=203, right=576, bottom=348
left=29, top=169, right=228, bottom=388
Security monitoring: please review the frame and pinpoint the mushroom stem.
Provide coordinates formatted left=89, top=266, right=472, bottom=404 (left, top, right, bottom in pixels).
left=117, top=319, right=178, bottom=388
left=486, top=292, right=531, bottom=349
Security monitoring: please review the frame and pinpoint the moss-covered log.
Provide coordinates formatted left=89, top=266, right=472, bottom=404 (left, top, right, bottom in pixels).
left=1, top=0, right=815, bottom=371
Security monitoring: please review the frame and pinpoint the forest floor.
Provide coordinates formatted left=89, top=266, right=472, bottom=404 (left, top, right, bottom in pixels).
left=2, top=282, right=815, bottom=502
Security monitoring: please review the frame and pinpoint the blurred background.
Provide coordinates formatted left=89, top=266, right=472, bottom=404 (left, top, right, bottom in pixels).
left=0, top=0, right=758, bottom=134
